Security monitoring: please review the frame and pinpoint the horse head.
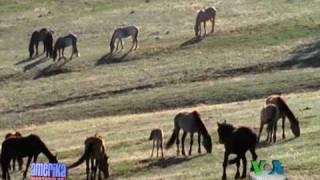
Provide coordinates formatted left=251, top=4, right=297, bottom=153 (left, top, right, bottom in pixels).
left=217, top=121, right=234, bottom=144
left=202, top=134, right=212, bottom=153
left=101, top=154, right=109, bottom=178
left=291, top=120, right=300, bottom=137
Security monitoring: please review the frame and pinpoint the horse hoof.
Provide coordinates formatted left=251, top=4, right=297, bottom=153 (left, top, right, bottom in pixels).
left=235, top=172, right=240, bottom=179
left=221, top=175, right=226, bottom=180
left=241, top=174, right=246, bottom=178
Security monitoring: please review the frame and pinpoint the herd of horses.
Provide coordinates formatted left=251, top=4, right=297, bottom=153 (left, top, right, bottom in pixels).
left=0, top=94, right=300, bottom=180
left=1, top=4, right=303, bottom=180
left=27, top=7, right=216, bottom=64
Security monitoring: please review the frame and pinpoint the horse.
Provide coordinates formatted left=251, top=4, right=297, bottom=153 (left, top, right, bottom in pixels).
left=217, top=121, right=258, bottom=180
left=29, top=28, right=54, bottom=58
left=68, top=135, right=109, bottom=180
left=258, top=95, right=300, bottom=143
left=149, top=128, right=164, bottom=159
left=1, top=134, right=58, bottom=180
left=194, top=7, right=216, bottom=38
left=109, top=26, right=138, bottom=54
left=52, top=33, right=80, bottom=61
left=4, top=131, right=24, bottom=171
left=166, top=111, right=212, bottom=156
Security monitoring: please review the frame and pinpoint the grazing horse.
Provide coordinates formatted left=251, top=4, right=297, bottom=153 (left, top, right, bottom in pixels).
left=258, top=95, right=300, bottom=143
left=149, top=128, right=164, bottom=159
left=194, top=7, right=216, bottom=37
left=110, top=26, right=138, bottom=54
left=68, top=135, right=109, bottom=180
left=1, top=134, right=58, bottom=180
left=166, top=111, right=212, bottom=156
left=29, top=28, right=54, bottom=58
left=217, top=121, right=258, bottom=180
left=53, top=33, right=80, bottom=61
left=4, top=131, right=24, bottom=171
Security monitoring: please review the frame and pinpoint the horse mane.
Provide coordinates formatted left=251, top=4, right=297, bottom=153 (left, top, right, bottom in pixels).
left=192, top=111, right=209, bottom=136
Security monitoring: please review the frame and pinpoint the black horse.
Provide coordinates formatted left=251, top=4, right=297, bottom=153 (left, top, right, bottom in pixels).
left=28, top=28, right=54, bottom=58
left=1, top=134, right=58, bottom=180
left=217, top=121, right=258, bottom=180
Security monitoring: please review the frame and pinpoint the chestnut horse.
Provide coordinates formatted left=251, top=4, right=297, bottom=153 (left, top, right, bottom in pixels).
left=166, top=111, right=212, bottom=156
left=258, top=95, right=300, bottom=143
left=68, top=135, right=109, bottom=180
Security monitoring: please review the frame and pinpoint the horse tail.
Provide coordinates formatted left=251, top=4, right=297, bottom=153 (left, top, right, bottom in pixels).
left=68, top=145, right=91, bottom=169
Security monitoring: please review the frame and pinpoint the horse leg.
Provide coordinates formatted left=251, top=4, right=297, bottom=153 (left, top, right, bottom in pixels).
left=181, top=131, right=187, bottom=156
left=35, top=42, right=39, bottom=56
left=120, top=39, right=124, bottom=50
left=203, top=21, right=207, bottom=36
left=176, top=129, right=180, bottom=156
left=156, top=139, right=159, bottom=159
left=249, top=146, right=258, bottom=171
left=222, top=151, right=229, bottom=180
left=257, top=122, right=264, bottom=143
left=86, top=159, right=90, bottom=180
left=134, top=36, right=138, bottom=50
left=241, top=155, right=247, bottom=178
left=91, top=158, right=95, bottom=180
left=160, top=139, right=164, bottom=158
left=18, top=157, right=23, bottom=171
left=12, top=158, right=16, bottom=171
left=188, top=133, right=194, bottom=156
left=151, top=140, right=155, bottom=158
left=23, top=156, right=32, bottom=179
left=211, top=18, right=215, bottom=33
left=282, top=115, right=286, bottom=139
left=235, top=158, right=240, bottom=179
left=273, top=120, right=278, bottom=143
left=93, top=159, right=98, bottom=180
left=62, top=48, right=65, bottom=59
left=198, top=132, right=201, bottom=153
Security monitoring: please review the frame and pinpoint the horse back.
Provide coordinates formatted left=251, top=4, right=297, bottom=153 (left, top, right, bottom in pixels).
left=174, top=112, right=198, bottom=132
left=228, top=127, right=257, bottom=152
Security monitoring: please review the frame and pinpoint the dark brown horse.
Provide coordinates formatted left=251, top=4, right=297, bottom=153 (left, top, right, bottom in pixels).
left=217, top=121, right=258, bottom=180
left=68, top=135, right=109, bottom=180
left=110, top=26, right=138, bottom=54
left=29, top=28, right=54, bottom=58
left=4, top=131, right=24, bottom=171
left=258, top=95, right=300, bottom=143
left=53, top=33, right=80, bottom=61
left=1, top=134, right=58, bottom=180
left=166, top=111, right=212, bottom=156
left=194, top=7, right=216, bottom=37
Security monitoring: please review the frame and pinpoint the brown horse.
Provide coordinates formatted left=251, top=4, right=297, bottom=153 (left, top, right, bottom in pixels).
left=194, top=7, right=216, bottom=37
left=258, top=95, right=300, bottom=143
left=68, top=135, right=109, bottom=180
left=53, top=33, right=80, bottom=61
left=166, top=111, right=212, bottom=156
left=149, top=128, right=164, bottom=159
left=1, top=134, right=58, bottom=180
left=4, top=131, right=24, bottom=171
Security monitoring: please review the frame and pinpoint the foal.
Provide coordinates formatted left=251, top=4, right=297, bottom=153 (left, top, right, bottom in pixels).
left=4, top=131, right=24, bottom=171
left=149, top=128, right=164, bottom=159
left=68, top=135, right=109, bottom=180
left=217, top=121, right=258, bottom=180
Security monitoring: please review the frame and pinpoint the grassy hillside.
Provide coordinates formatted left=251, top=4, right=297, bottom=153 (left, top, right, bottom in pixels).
left=1, top=0, right=320, bottom=127
left=1, top=92, right=319, bottom=179
left=1, top=0, right=320, bottom=179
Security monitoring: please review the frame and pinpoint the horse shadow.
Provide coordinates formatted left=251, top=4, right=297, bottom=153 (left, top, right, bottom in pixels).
left=15, top=54, right=42, bottom=66
left=180, top=36, right=203, bottom=48
left=22, top=57, right=51, bottom=72
left=141, top=154, right=205, bottom=169
left=33, top=59, right=72, bottom=79
left=95, top=51, right=134, bottom=66
left=256, top=137, right=297, bottom=149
